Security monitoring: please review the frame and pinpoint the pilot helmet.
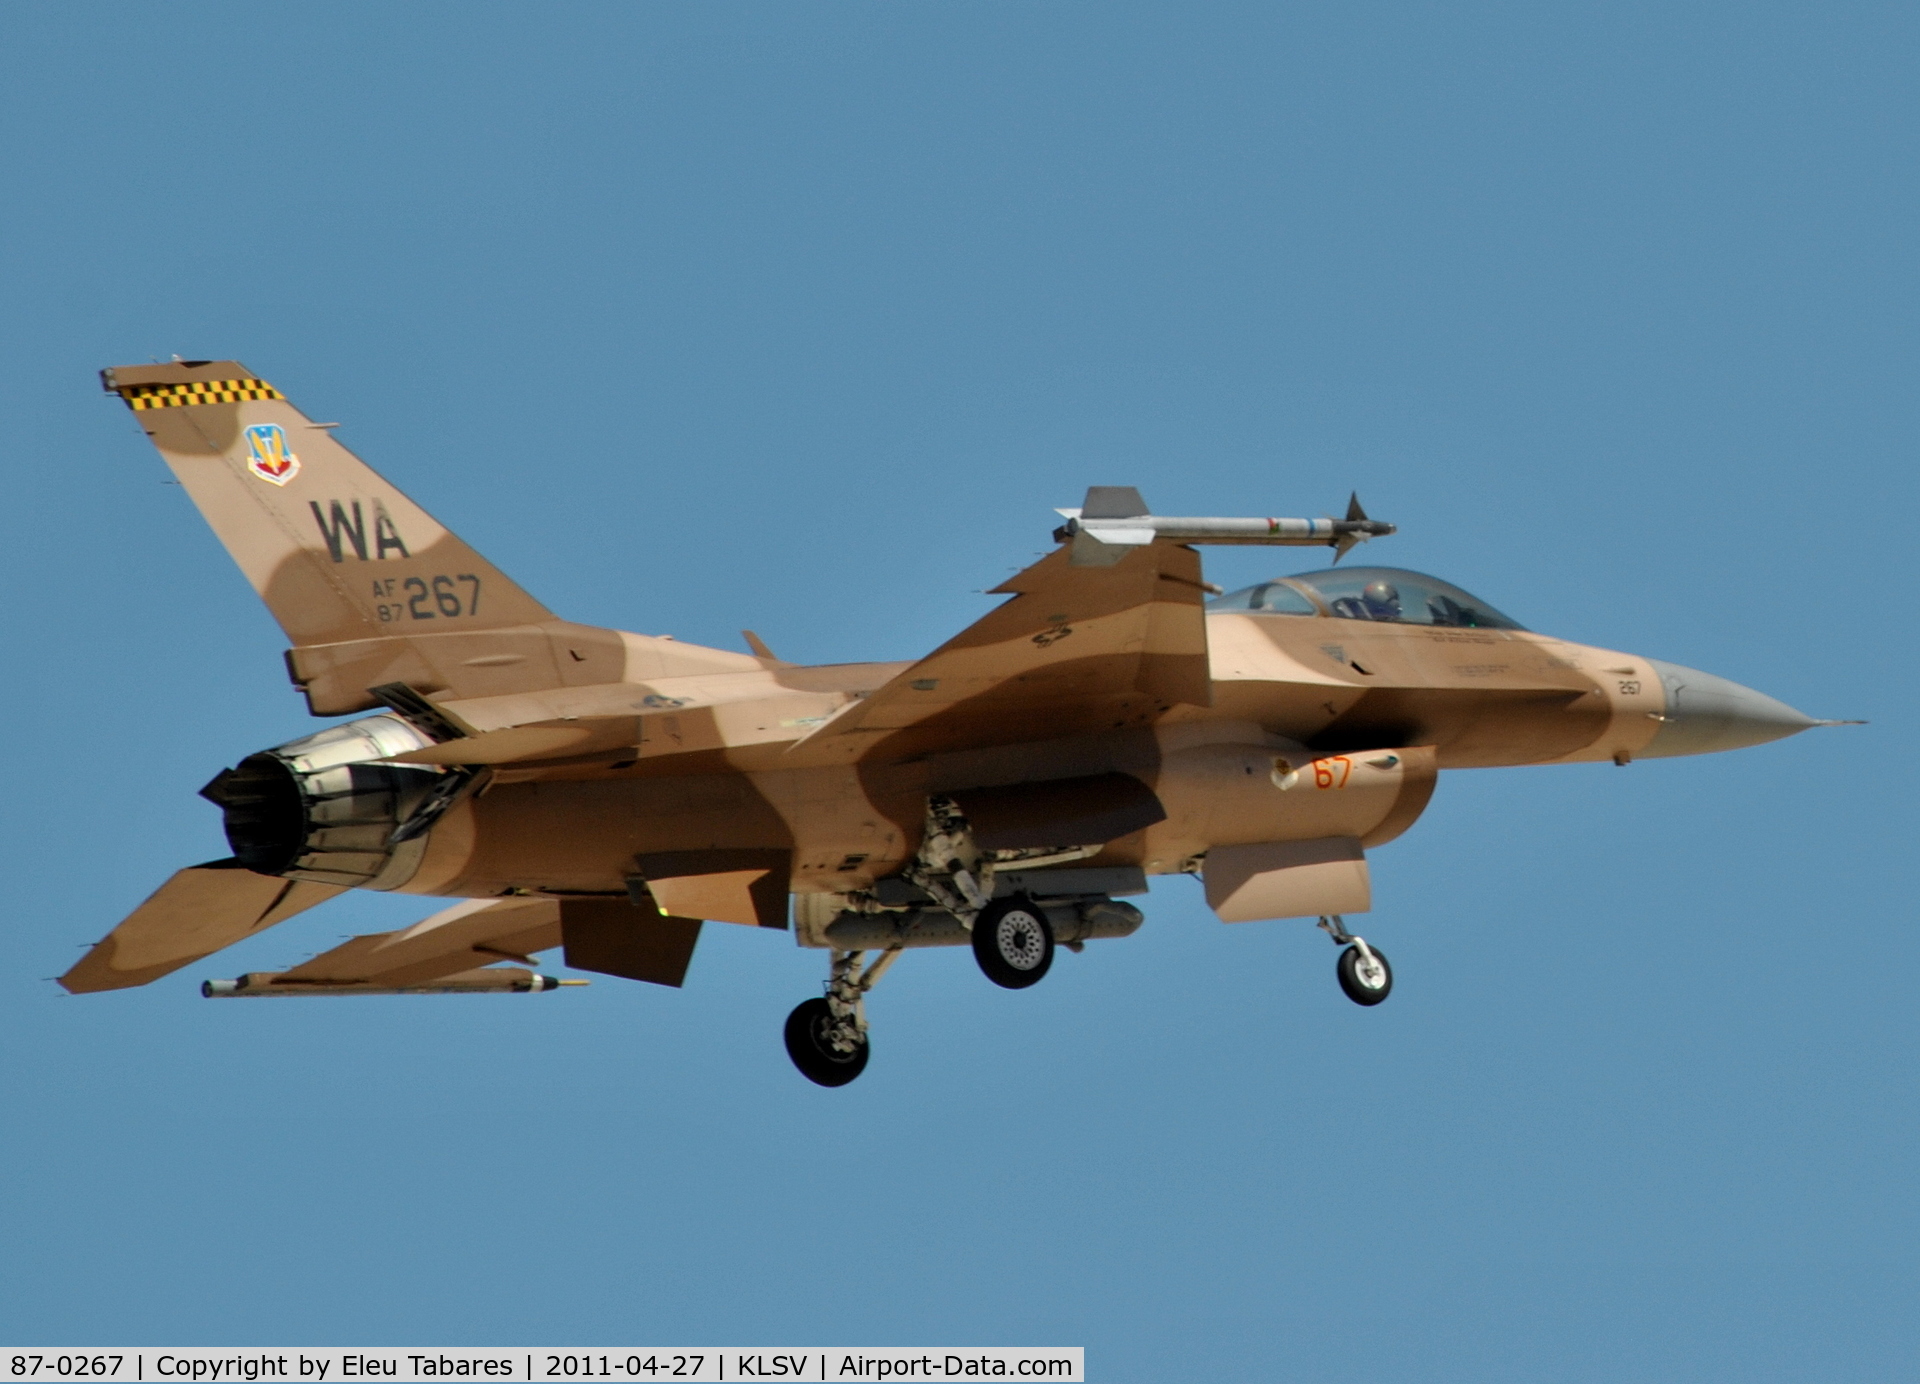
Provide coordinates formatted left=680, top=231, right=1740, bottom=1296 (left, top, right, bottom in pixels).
left=1362, top=580, right=1400, bottom=608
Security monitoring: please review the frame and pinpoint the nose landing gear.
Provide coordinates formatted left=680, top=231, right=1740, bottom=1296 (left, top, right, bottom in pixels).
left=1319, top=914, right=1392, bottom=1006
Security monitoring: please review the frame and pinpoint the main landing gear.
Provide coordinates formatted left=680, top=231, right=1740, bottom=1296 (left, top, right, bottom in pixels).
left=900, top=796, right=1066, bottom=991
left=783, top=797, right=1110, bottom=1085
left=783, top=947, right=899, bottom=1087
left=783, top=895, right=1067, bottom=1086
left=1319, top=915, right=1392, bottom=1006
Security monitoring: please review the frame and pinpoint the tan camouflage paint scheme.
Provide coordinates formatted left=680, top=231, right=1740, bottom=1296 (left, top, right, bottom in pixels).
left=63, top=361, right=1676, bottom=994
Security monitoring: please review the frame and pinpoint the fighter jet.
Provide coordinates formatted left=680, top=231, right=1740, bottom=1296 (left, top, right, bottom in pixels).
left=63, top=360, right=1847, bottom=1085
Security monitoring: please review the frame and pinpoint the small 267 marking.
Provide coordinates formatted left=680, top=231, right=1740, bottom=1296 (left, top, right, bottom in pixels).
left=372, top=574, right=481, bottom=622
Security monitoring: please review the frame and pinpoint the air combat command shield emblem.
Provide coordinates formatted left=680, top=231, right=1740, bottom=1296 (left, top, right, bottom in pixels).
left=243, top=423, right=300, bottom=486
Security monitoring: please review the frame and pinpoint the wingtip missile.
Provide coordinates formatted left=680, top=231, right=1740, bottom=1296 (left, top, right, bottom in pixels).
left=202, top=968, right=582, bottom=997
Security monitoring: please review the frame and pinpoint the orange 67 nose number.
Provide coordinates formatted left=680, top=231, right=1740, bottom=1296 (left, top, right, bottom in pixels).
left=1312, top=755, right=1354, bottom=789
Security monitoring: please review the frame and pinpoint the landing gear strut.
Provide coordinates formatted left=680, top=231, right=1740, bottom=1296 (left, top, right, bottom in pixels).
left=783, top=947, right=900, bottom=1087
left=899, top=795, right=1085, bottom=991
left=1319, top=915, right=1392, bottom=1006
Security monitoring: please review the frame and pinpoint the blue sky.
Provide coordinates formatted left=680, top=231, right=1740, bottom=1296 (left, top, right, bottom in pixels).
left=0, top=4, right=1913, bottom=1379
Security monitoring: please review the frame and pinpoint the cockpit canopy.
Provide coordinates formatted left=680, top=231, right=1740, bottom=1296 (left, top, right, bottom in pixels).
left=1207, top=565, right=1526, bottom=631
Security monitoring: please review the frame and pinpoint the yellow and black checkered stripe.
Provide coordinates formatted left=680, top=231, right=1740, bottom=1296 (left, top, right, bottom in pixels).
left=116, top=379, right=284, bottom=410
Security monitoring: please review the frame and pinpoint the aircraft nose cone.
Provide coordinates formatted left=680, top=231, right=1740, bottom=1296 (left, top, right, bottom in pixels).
left=1641, top=659, right=1818, bottom=758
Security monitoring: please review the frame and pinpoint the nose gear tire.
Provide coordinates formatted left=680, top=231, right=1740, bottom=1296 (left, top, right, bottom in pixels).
left=1336, top=943, right=1392, bottom=1005
left=783, top=997, right=870, bottom=1086
left=971, top=895, right=1055, bottom=989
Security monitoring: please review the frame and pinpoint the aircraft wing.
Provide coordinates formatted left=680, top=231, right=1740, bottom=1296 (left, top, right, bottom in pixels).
left=266, top=897, right=563, bottom=989
left=787, top=541, right=1211, bottom=765
left=60, top=861, right=347, bottom=993
left=239, top=895, right=702, bottom=992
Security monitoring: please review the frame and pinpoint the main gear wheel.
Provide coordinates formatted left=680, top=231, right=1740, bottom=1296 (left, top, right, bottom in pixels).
left=783, top=996, right=870, bottom=1086
left=971, top=895, right=1055, bottom=989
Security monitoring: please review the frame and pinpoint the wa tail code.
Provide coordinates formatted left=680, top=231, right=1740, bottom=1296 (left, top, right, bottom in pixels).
left=310, top=500, right=411, bottom=562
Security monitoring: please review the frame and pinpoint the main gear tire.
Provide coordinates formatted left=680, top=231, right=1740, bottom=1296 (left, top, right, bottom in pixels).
left=783, top=997, right=870, bottom=1087
left=971, top=895, right=1055, bottom=989
left=1336, top=943, right=1392, bottom=1006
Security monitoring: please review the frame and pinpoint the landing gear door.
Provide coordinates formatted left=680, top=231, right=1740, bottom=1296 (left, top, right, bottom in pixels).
left=1204, top=837, right=1371, bottom=922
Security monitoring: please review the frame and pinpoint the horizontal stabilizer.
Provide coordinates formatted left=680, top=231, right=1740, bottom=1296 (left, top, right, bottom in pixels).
left=61, top=861, right=346, bottom=993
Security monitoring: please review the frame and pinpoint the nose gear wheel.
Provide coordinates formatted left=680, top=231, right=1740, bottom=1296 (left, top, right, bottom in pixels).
left=1319, top=914, right=1393, bottom=1006
left=1336, top=942, right=1392, bottom=1004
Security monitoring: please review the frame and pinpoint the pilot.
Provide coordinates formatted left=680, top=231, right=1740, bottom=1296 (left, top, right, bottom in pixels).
left=1359, top=580, right=1402, bottom=621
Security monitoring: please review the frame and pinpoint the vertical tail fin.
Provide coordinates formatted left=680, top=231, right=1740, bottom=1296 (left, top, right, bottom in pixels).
left=103, top=360, right=553, bottom=647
